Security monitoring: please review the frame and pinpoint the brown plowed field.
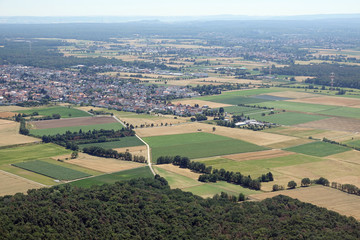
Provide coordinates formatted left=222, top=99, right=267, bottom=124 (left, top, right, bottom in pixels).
left=287, top=96, right=360, bottom=107
left=295, top=117, right=360, bottom=133
left=0, top=120, right=38, bottom=146
left=0, top=170, right=43, bottom=196
left=32, top=116, right=117, bottom=129
left=66, top=153, right=145, bottom=173
left=223, top=149, right=295, bottom=162
left=249, top=185, right=360, bottom=220
left=136, top=122, right=298, bottom=146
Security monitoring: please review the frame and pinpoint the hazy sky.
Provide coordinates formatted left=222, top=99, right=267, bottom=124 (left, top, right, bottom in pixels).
left=0, top=0, right=359, bottom=17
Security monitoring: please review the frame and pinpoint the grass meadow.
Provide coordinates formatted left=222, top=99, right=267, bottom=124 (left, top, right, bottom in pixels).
left=16, top=106, right=91, bottom=118
left=30, top=122, right=124, bottom=136
left=79, top=136, right=144, bottom=150
left=252, top=112, right=329, bottom=125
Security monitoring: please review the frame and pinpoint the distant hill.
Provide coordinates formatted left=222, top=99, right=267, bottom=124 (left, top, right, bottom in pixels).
left=0, top=177, right=359, bottom=239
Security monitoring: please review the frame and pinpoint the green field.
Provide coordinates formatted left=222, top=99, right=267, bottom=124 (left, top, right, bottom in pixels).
left=16, top=106, right=91, bottom=118
left=256, top=101, right=335, bottom=113
left=343, top=139, right=360, bottom=148
left=30, top=122, right=124, bottom=136
left=285, top=141, right=351, bottom=157
left=69, top=167, right=153, bottom=188
left=79, top=136, right=144, bottom=150
left=194, top=154, right=323, bottom=178
left=201, top=96, right=268, bottom=105
left=143, top=132, right=267, bottom=161
left=0, top=143, right=71, bottom=165
left=13, top=160, right=91, bottom=180
left=222, top=106, right=269, bottom=115
left=317, top=106, right=360, bottom=119
left=252, top=112, right=329, bottom=125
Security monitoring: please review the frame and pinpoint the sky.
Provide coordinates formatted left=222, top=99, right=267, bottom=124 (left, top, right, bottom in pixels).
left=0, top=0, right=359, bottom=17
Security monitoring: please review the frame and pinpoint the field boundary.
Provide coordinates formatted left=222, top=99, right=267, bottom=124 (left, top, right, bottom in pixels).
left=0, top=169, right=47, bottom=187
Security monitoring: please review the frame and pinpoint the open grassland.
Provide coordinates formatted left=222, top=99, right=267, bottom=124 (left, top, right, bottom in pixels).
left=16, top=106, right=91, bottom=118
left=265, top=138, right=313, bottom=149
left=198, top=88, right=284, bottom=101
left=32, top=116, right=117, bottom=129
left=156, top=164, right=202, bottom=180
left=222, top=106, right=270, bottom=115
left=197, top=96, right=268, bottom=105
left=30, top=122, right=123, bottom=136
left=69, top=167, right=153, bottom=188
left=285, top=141, right=351, bottom=157
left=13, top=160, right=91, bottom=180
left=171, top=99, right=232, bottom=108
left=316, top=106, right=360, bottom=119
left=0, top=119, right=39, bottom=147
left=0, top=143, right=71, bottom=165
left=249, top=185, right=360, bottom=220
left=78, top=136, right=144, bottom=150
left=144, top=132, right=267, bottom=161
left=66, top=152, right=146, bottom=173
left=253, top=112, right=329, bottom=125
left=0, top=170, right=43, bottom=196
left=195, top=154, right=322, bottom=179
left=154, top=167, right=201, bottom=189
left=343, top=139, right=360, bottom=148
left=295, top=117, right=360, bottom=133
left=287, top=96, right=360, bottom=107
left=137, top=122, right=297, bottom=146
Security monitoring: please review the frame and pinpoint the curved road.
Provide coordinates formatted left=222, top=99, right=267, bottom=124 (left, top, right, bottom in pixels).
left=113, top=116, right=155, bottom=176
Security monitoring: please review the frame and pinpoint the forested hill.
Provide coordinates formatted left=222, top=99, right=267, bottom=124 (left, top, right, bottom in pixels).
left=0, top=177, right=359, bottom=239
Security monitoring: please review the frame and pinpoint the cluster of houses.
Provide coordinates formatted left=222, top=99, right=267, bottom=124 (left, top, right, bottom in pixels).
left=0, top=65, right=206, bottom=115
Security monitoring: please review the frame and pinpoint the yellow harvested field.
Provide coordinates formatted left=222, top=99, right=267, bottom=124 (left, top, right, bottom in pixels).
left=265, top=138, right=313, bottom=149
left=296, top=117, right=360, bottom=133
left=311, top=130, right=358, bottom=141
left=136, top=122, right=297, bottom=146
left=287, top=96, right=360, bottom=107
left=273, top=159, right=360, bottom=188
left=0, top=170, right=44, bottom=196
left=156, top=164, right=201, bottom=180
left=223, top=149, right=295, bottom=161
left=0, top=106, right=30, bottom=112
left=261, top=173, right=302, bottom=192
left=121, top=117, right=187, bottom=128
left=0, top=120, right=39, bottom=146
left=325, top=150, right=360, bottom=165
left=0, top=112, right=16, bottom=118
left=172, top=99, right=232, bottom=108
left=249, top=185, right=360, bottom=220
left=266, top=91, right=319, bottom=99
left=66, top=153, right=145, bottom=173
left=75, top=106, right=104, bottom=112
left=113, top=145, right=148, bottom=160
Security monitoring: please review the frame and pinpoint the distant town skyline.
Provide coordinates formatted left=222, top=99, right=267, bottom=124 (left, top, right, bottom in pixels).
left=0, top=0, right=359, bottom=17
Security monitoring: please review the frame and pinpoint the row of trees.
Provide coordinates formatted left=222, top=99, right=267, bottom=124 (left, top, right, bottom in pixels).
left=322, top=137, right=360, bottom=151
left=83, top=146, right=146, bottom=163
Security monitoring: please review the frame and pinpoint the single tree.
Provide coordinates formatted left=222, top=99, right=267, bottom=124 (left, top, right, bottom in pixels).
left=288, top=180, right=297, bottom=189
left=301, top=178, right=311, bottom=187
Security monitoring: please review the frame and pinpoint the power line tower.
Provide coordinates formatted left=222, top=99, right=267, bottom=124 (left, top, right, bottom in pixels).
left=330, top=72, right=335, bottom=90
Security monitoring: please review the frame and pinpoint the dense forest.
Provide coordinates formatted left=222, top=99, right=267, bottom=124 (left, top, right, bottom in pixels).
left=0, top=177, right=359, bottom=239
left=269, top=63, right=360, bottom=89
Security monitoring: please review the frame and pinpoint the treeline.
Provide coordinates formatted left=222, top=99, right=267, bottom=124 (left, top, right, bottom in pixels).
left=41, top=128, right=135, bottom=151
left=1, top=177, right=360, bottom=239
left=331, top=182, right=360, bottom=196
left=322, top=137, right=360, bottom=151
left=188, top=83, right=246, bottom=95
left=156, top=155, right=273, bottom=190
left=83, top=146, right=146, bottom=163
left=268, top=63, right=360, bottom=89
